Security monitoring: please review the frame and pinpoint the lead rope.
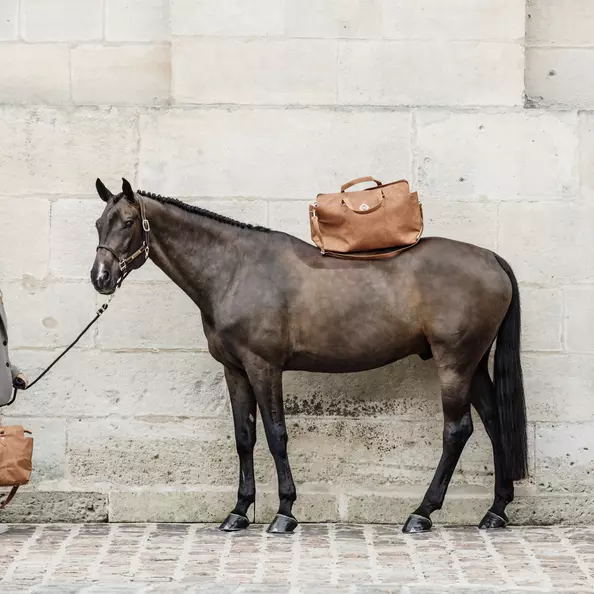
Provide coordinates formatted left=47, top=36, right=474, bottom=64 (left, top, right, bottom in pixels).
left=1, top=271, right=129, bottom=408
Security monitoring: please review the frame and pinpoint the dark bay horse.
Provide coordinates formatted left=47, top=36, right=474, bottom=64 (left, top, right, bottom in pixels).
left=91, top=178, right=527, bottom=534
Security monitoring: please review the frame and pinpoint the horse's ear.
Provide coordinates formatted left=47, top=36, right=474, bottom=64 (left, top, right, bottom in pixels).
left=122, top=178, right=135, bottom=203
left=96, top=178, right=113, bottom=202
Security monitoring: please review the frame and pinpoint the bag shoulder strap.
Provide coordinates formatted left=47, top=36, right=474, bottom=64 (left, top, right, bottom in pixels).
left=309, top=207, right=325, bottom=253
left=322, top=241, right=419, bottom=261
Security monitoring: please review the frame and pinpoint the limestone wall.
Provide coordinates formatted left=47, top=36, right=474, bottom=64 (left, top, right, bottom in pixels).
left=0, top=0, right=592, bottom=524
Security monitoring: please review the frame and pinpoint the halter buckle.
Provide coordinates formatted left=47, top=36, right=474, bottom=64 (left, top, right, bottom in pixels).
left=143, top=219, right=150, bottom=232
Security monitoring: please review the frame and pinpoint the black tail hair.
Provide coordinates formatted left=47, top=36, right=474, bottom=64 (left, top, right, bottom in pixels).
left=493, top=254, right=528, bottom=481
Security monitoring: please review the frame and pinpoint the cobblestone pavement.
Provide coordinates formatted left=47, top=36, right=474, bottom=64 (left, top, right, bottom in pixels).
left=1, top=524, right=594, bottom=593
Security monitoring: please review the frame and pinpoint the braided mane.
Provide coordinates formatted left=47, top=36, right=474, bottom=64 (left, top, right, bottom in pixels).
left=135, top=190, right=270, bottom=233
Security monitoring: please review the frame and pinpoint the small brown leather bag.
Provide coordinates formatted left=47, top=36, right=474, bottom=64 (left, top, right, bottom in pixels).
left=0, top=425, right=33, bottom=508
left=309, top=177, right=423, bottom=259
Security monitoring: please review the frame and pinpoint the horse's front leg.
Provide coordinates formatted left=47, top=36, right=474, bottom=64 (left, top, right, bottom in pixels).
left=247, top=362, right=297, bottom=534
left=219, top=367, right=257, bottom=532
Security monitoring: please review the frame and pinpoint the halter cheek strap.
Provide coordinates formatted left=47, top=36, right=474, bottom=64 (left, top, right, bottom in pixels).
left=97, top=195, right=151, bottom=274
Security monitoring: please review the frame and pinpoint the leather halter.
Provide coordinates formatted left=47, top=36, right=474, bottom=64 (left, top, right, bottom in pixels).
left=96, top=194, right=151, bottom=274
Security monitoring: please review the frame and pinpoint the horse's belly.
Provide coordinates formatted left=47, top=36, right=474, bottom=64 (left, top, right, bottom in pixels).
left=286, top=320, right=426, bottom=373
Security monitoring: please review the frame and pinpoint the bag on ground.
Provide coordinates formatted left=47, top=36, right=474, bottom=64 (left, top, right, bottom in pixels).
left=0, top=425, right=33, bottom=509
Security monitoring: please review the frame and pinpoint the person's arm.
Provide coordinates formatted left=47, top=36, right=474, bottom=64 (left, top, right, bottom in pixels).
left=1, top=294, right=27, bottom=390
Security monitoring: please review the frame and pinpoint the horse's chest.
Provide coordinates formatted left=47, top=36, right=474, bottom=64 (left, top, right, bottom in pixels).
left=201, top=319, right=226, bottom=360
left=202, top=321, right=242, bottom=368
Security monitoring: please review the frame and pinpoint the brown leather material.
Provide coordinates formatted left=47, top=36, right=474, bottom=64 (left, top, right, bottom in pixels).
left=310, top=178, right=423, bottom=258
left=341, top=192, right=385, bottom=214
left=0, top=425, right=33, bottom=507
left=340, top=176, right=383, bottom=192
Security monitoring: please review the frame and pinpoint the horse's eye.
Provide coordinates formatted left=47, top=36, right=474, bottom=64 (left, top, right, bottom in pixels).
left=124, top=220, right=133, bottom=229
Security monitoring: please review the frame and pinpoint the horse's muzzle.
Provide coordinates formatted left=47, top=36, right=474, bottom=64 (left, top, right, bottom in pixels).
left=91, top=260, right=119, bottom=295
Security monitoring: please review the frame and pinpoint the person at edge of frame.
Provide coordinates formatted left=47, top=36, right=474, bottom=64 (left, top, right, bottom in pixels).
left=1, top=287, right=28, bottom=531
left=0, top=288, right=28, bottom=407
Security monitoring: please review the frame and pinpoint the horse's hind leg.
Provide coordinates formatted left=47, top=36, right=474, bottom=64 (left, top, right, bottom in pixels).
left=471, top=355, right=514, bottom=529
left=403, top=363, right=474, bottom=533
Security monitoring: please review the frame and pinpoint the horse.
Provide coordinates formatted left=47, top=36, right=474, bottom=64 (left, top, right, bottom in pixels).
left=90, top=178, right=527, bottom=534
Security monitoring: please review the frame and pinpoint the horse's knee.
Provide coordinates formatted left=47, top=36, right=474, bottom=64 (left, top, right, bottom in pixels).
left=236, top=424, right=256, bottom=455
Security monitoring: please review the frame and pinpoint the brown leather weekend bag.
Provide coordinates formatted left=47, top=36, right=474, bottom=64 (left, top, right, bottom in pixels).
left=309, top=177, right=423, bottom=259
left=0, top=425, right=33, bottom=508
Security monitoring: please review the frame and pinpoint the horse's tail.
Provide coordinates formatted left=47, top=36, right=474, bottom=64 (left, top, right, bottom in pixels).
left=493, top=254, right=528, bottom=481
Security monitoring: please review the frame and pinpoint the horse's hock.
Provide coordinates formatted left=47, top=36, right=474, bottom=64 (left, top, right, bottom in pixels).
left=0, top=0, right=593, bottom=525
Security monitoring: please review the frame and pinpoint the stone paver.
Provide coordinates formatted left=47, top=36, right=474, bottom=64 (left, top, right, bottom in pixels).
left=1, top=524, right=594, bottom=593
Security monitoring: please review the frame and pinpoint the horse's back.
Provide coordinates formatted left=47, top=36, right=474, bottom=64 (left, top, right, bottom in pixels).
left=282, top=234, right=509, bottom=298
left=283, top=233, right=495, bottom=270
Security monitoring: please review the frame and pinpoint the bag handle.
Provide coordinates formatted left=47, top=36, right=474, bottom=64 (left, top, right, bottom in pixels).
left=0, top=428, right=31, bottom=436
left=0, top=485, right=19, bottom=509
left=341, top=176, right=382, bottom=193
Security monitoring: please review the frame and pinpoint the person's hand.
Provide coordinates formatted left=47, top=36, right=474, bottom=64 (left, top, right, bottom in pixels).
left=12, top=373, right=28, bottom=390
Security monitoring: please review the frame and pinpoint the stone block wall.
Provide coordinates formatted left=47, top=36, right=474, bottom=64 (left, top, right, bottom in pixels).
left=0, top=0, right=592, bottom=524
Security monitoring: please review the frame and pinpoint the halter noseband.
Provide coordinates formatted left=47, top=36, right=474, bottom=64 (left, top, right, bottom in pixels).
left=96, top=195, right=151, bottom=275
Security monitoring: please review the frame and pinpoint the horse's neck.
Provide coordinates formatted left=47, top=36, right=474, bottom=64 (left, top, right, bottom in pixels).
left=143, top=199, right=240, bottom=315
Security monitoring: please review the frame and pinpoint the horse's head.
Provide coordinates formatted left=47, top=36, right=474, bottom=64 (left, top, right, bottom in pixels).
left=91, top=178, right=150, bottom=295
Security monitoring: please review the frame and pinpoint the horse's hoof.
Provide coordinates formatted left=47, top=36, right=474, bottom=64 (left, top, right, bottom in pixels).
left=219, top=512, right=250, bottom=532
left=478, top=511, right=508, bottom=529
left=402, top=513, right=433, bottom=533
left=266, top=514, right=298, bottom=534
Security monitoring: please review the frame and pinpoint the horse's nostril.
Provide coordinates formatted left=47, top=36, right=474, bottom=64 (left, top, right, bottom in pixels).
left=96, top=268, right=111, bottom=287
